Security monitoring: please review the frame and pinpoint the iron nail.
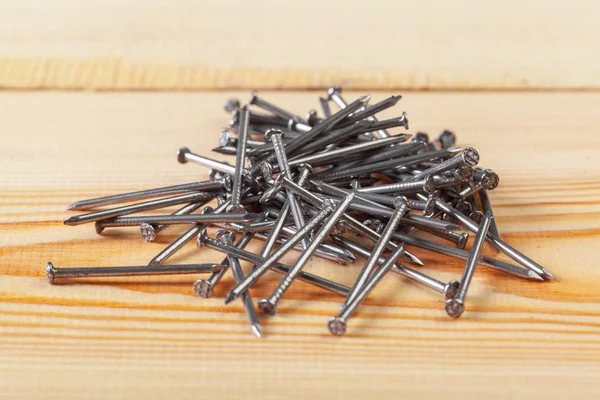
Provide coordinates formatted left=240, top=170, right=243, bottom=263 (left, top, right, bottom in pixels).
left=228, top=106, right=251, bottom=213
left=249, top=91, right=305, bottom=123
left=64, top=191, right=217, bottom=226
left=224, top=200, right=336, bottom=304
left=266, top=129, right=309, bottom=250
left=342, top=197, right=410, bottom=308
left=193, top=229, right=257, bottom=298
left=139, top=201, right=206, bottom=242
left=217, top=230, right=263, bottom=338
left=445, top=212, right=493, bottom=318
left=328, top=242, right=407, bottom=336
left=177, top=147, right=236, bottom=175
left=258, top=193, right=356, bottom=315
left=46, top=262, right=224, bottom=285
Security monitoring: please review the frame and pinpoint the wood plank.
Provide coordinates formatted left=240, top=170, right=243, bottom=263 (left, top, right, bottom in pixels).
left=0, top=0, right=599, bottom=90
left=1, top=91, right=600, bottom=398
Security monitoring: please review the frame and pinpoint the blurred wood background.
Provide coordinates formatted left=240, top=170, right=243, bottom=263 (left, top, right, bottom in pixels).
left=1, top=0, right=599, bottom=90
left=1, top=1, right=600, bottom=399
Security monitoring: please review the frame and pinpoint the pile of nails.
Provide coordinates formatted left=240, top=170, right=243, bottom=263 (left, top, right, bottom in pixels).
left=49, top=86, right=554, bottom=338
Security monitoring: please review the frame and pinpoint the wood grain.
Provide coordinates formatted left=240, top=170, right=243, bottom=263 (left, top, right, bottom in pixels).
left=1, top=0, right=600, bottom=90
left=1, top=91, right=600, bottom=399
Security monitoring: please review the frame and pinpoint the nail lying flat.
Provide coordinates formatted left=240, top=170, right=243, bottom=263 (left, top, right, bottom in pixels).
left=67, top=178, right=227, bottom=211
left=64, top=192, right=217, bottom=226
left=46, top=262, right=225, bottom=284
left=95, top=213, right=258, bottom=227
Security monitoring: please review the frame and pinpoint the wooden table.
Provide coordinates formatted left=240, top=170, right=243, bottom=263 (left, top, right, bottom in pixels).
left=1, top=2, right=600, bottom=399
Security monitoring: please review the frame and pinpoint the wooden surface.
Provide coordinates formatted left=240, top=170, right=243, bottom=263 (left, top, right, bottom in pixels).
left=1, top=0, right=600, bottom=90
left=2, top=1, right=600, bottom=396
left=1, top=91, right=600, bottom=399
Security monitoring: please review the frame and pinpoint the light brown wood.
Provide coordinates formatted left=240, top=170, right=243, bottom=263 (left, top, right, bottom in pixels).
left=1, top=0, right=599, bottom=90
left=1, top=91, right=600, bottom=399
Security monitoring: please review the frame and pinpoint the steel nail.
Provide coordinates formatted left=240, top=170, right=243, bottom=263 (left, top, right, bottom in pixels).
left=408, top=147, right=480, bottom=182
left=46, top=262, right=224, bottom=284
left=258, top=193, right=356, bottom=315
left=445, top=212, right=493, bottom=318
left=425, top=195, right=554, bottom=280
left=328, top=86, right=391, bottom=138
left=193, top=229, right=257, bottom=298
left=177, top=147, right=236, bottom=174
left=342, top=197, right=410, bottom=308
left=139, top=201, right=206, bottom=242
left=266, top=129, right=309, bottom=250
left=95, top=212, right=257, bottom=228
left=147, top=202, right=230, bottom=266
left=328, top=243, right=407, bottom=336
left=67, top=178, right=228, bottom=211
left=249, top=91, right=305, bottom=123
left=64, top=192, right=217, bottom=226
left=217, top=231, right=262, bottom=337
left=319, top=97, right=332, bottom=118
left=228, top=105, right=251, bottom=213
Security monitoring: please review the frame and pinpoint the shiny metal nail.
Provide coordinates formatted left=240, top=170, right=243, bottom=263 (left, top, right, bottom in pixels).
left=217, top=230, right=262, bottom=337
left=289, top=135, right=409, bottom=169
left=445, top=212, right=493, bottom=318
left=96, top=212, right=257, bottom=228
left=391, top=218, right=542, bottom=281
left=319, top=97, right=332, bottom=118
left=139, top=202, right=206, bottom=242
left=459, top=169, right=500, bottom=199
left=253, top=95, right=371, bottom=171
left=193, top=229, right=256, bottom=298
left=249, top=92, right=304, bottom=123
left=416, top=225, right=469, bottom=249
left=177, top=147, right=235, bottom=174
left=408, top=147, right=479, bottom=182
left=327, top=243, right=407, bottom=336
left=228, top=106, right=251, bottom=213
left=67, top=178, right=228, bottom=211
left=478, top=189, right=501, bottom=239
left=64, top=192, right=217, bottom=226
left=252, top=229, right=353, bottom=265
left=328, top=86, right=391, bottom=138
left=277, top=176, right=425, bottom=266
left=312, top=148, right=457, bottom=182
left=224, top=98, right=241, bottom=113
left=424, top=196, right=554, bottom=280
left=357, top=176, right=435, bottom=195
left=342, top=197, right=410, bottom=308
left=46, top=262, right=224, bottom=285
left=338, top=95, right=402, bottom=127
